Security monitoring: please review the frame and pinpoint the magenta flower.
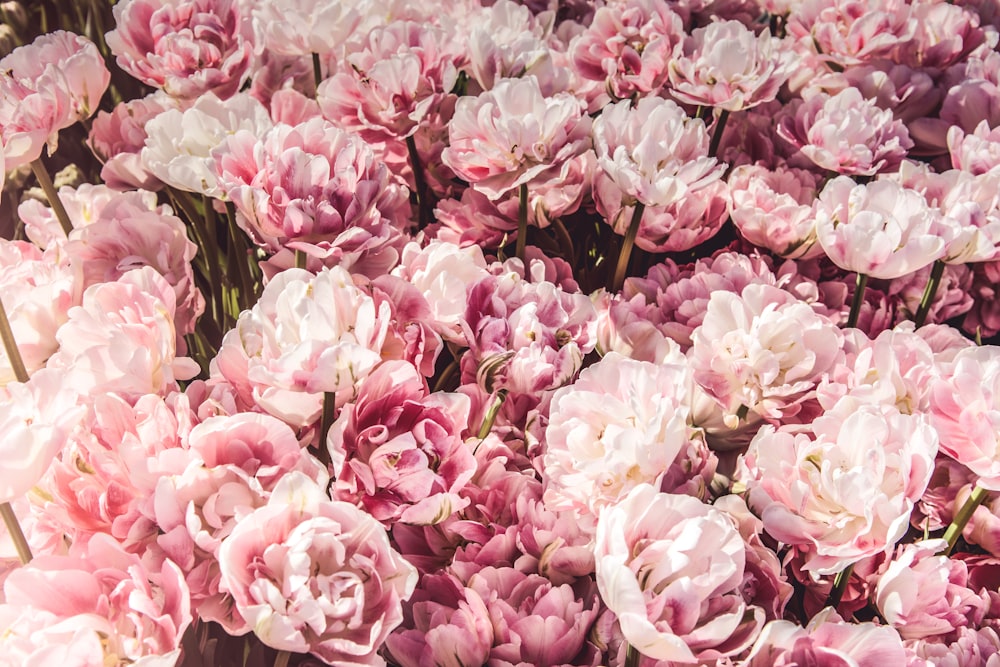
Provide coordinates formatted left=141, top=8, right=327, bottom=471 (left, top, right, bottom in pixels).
left=0, top=31, right=109, bottom=168
left=668, top=21, right=793, bottom=112
left=106, top=0, right=254, bottom=100
left=218, top=472, right=417, bottom=665
left=777, top=88, right=913, bottom=176
left=441, top=75, right=591, bottom=200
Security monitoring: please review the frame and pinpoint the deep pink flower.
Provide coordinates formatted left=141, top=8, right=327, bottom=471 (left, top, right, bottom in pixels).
left=106, top=0, right=254, bottom=100
left=218, top=472, right=417, bottom=665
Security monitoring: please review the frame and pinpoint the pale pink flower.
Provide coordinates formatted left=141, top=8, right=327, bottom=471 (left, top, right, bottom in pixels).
left=0, top=368, right=83, bottom=505
left=777, top=88, right=913, bottom=176
left=317, top=21, right=462, bottom=141
left=217, top=472, right=418, bottom=665
left=0, top=604, right=108, bottom=666
left=740, top=398, right=938, bottom=574
left=728, top=163, right=824, bottom=259
left=88, top=91, right=175, bottom=191
left=429, top=186, right=519, bottom=250
left=742, top=608, right=908, bottom=666
left=441, top=75, right=591, bottom=200
left=949, top=119, right=1000, bottom=176
left=786, top=0, right=917, bottom=67
left=874, top=539, right=986, bottom=640
left=929, top=346, right=1000, bottom=491
left=211, top=267, right=396, bottom=428
left=815, top=176, right=947, bottom=279
left=213, top=117, right=409, bottom=259
left=106, top=0, right=254, bottom=100
left=593, top=290, right=680, bottom=365
left=541, top=352, right=691, bottom=527
left=569, top=0, right=684, bottom=100
left=4, top=533, right=192, bottom=664
left=0, top=240, right=76, bottom=383
left=897, top=0, right=987, bottom=70
left=668, top=21, right=792, bottom=112
left=0, top=31, right=109, bottom=168
left=47, top=267, right=199, bottom=402
left=251, top=0, right=363, bottom=58
left=824, top=62, right=941, bottom=125
left=690, top=283, right=844, bottom=423
left=592, top=95, right=723, bottom=208
left=141, top=92, right=273, bottom=197
left=907, top=626, right=1000, bottom=667
left=595, top=484, right=764, bottom=663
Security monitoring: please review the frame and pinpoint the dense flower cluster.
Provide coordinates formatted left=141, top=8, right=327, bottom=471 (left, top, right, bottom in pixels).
left=3, top=0, right=1000, bottom=666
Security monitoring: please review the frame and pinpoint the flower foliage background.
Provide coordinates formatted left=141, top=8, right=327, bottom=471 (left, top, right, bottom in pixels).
left=3, top=0, right=1000, bottom=665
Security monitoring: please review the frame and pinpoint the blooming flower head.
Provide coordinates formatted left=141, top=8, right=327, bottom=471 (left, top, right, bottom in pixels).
left=668, top=21, right=793, bottom=112
left=0, top=31, right=109, bottom=168
left=252, top=0, right=364, bottom=58
left=815, top=176, right=947, bottom=279
left=728, top=163, right=823, bottom=259
left=218, top=472, right=418, bottom=665
left=786, top=0, right=917, bottom=68
left=106, top=0, right=254, bottom=100
left=592, top=95, right=723, bottom=209
left=594, top=485, right=764, bottom=662
left=441, top=75, right=591, bottom=200
left=88, top=91, right=175, bottom=191
left=777, top=88, right=913, bottom=176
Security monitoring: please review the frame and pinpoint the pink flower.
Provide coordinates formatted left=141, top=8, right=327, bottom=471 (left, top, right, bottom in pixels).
left=251, top=0, right=362, bottom=58
left=786, top=0, right=917, bottom=67
left=929, top=346, right=1000, bottom=491
left=898, top=0, right=986, bottom=70
left=743, top=608, right=908, bottom=666
left=106, top=0, right=254, bottom=100
left=217, top=472, right=417, bottom=665
left=429, top=186, right=518, bottom=250
left=777, top=88, right=913, bottom=176
left=668, top=21, right=793, bottom=112
left=317, top=21, right=462, bottom=141
left=0, top=603, right=107, bottom=666
left=0, top=31, right=109, bottom=168
left=88, top=92, right=175, bottom=191
left=594, top=484, right=764, bottom=663
left=214, top=118, right=409, bottom=261
left=728, top=163, right=823, bottom=259
left=542, top=352, right=692, bottom=527
left=690, top=284, right=844, bottom=423
left=740, top=398, right=938, bottom=574
left=441, top=75, right=591, bottom=200
left=949, top=119, right=1000, bottom=176
left=592, top=95, right=723, bottom=208
left=569, top=0, right=684, bottom=101
left=815, top=176, right=947, bottom=279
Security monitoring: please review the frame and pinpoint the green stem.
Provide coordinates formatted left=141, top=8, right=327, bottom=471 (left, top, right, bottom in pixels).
left=941, top=485, right=989, bottom=556
left=476, top=389, right=508, bottom=440
left=624, top=644, right=641, bottom=667
left=610, top=202, right=645, bottom=292
left=316, top=392, right=335, bottom=468
left=406, top=135, right=432, bottom=230
left=846, top=273, right=868, bottom=329
left=0, top=502, right=31, bottom=564
left=274, top=650, right=291, bottom=667
left=914, top=259, right=945, bottom=328
left=312, top=52, right=323, bottom=91
left=0, top=297, right=28, bottom=383
left=708, top=108, right=730, bottom=159
left=29, top=159, right=73, bottom=236
left=826, top=562, right=854, bottom=609
left=295, top=249, right=307, bottom=270
left=516, top=183, right=528, bottom=266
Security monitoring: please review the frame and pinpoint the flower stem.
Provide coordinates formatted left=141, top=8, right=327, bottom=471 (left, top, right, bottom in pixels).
left=516, top=183, right=528, bottom=265
left=826, top=562, right=854, bottom=608
left=312, top=52, right=323, bottom=91
left=610, top=202, right=645, bottom=292
left=316, top=391, right=335, bottom=468
left=274, top=650, right=291, bottom=667
left=477, top=389, right=508, bottom=440
left=29, top=159, right=73, bottom=236
left=941, top=485, right=990, bottom=556
left=0, top=502, right=31, bottom=564
left=624, top=644, right=641, bottom=667
left=406, top=134, right=432, bottom=230
left=914, top=259, right=945, bottom=328
left=846, top=273, right=868, bottom=328
left=708, top=108, right=730, bottom=159
left=0, top=297, right=28, bottom=384
left=295, top=249, right=307, bottom=270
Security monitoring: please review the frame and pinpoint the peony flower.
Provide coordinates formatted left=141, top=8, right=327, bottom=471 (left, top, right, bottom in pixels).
left=0, top=31, right=109, bottom=168
left=592, top=95, right=723, bottom=209
left=786, top=0, right=917, bottom=67
left=594, top=484, right=764, bottom=663
left=728, top=163, right=823, bottom=259
left=217, top=472, right=418, bottom=665
left=106, top=0, right=254, bottom=100
left=441, top=75, right=591, bottom=200
left=569, top=0, right=684, bottom=101
left=668, top=21, right=793, bottom=112
left=777, top=88, right=913, bottom=176
left=815, top=176, right=947, bottom=280
left=740, top=398, right=938, bottom=574
left=88, top=91, right=175, bottom=191
left=949, top=119, right=1000, bottom=176
left=542, top=352, right=691, bottom=527
left=251, top=0, right=363, bottom=59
